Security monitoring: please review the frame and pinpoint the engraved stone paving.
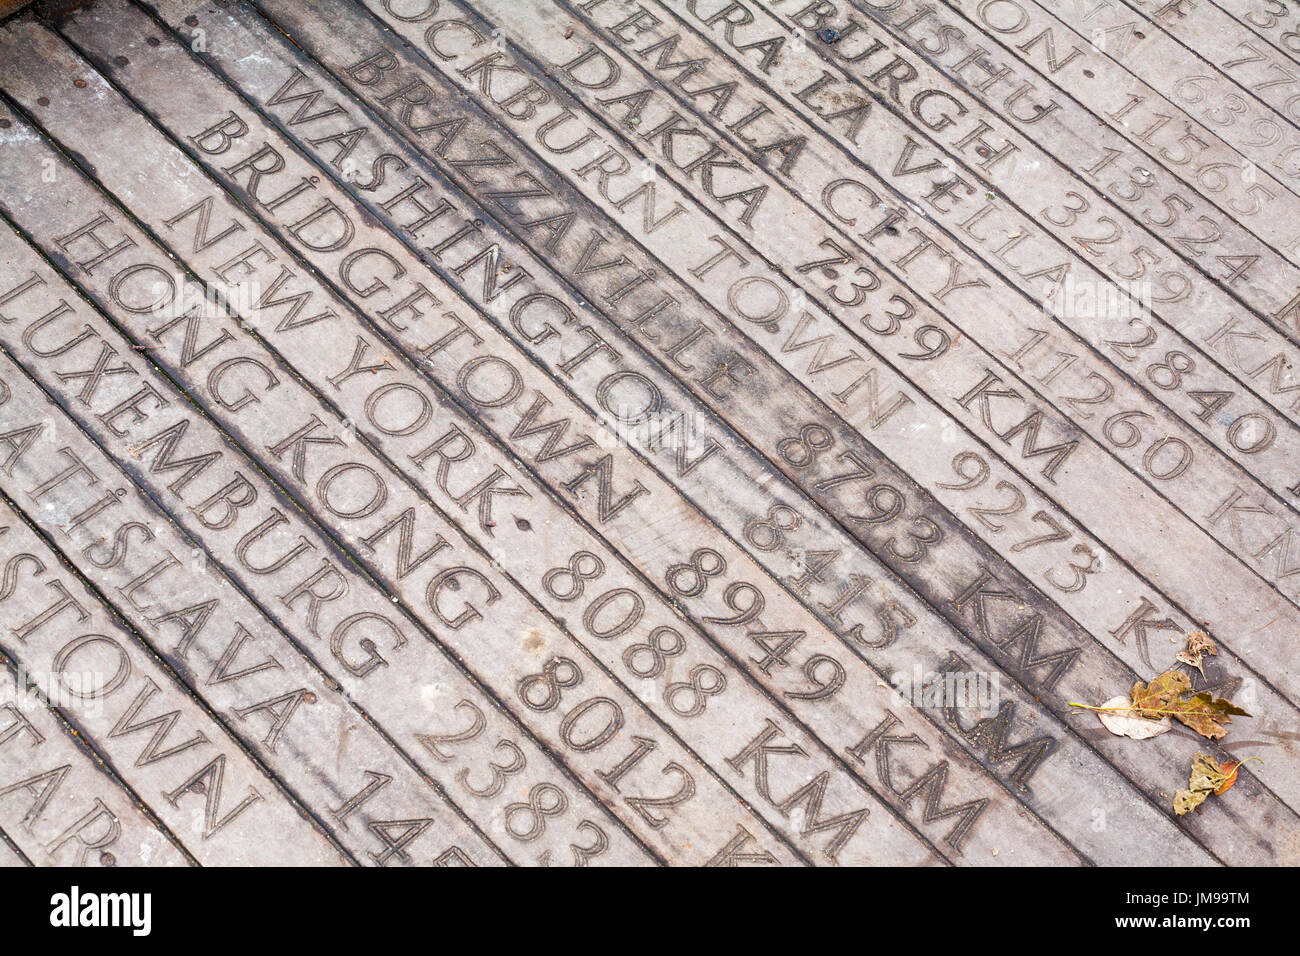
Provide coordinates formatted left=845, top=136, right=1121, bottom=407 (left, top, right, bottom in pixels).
left=0, top=0, right=1296, bottom=866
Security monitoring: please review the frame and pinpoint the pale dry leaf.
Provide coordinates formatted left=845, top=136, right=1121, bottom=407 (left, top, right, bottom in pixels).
left=1096, top=694, right=1171, bottom=739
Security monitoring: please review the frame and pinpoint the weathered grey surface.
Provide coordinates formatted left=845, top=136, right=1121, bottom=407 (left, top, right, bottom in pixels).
left=0, top=834, right=28, bottom=867
left=0, top=0, right=1296, bottom=865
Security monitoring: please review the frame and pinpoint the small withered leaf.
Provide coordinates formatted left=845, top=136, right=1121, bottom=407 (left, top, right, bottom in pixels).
left=1175, top=631, right=1218, bottom=677
left=1175, top=753, right=1242, bottom=816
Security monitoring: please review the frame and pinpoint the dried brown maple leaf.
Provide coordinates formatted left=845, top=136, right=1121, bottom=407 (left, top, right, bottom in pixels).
left=1130, top=670, right=1250, bottom=740
left=1176, top=632, right=1218, bottom=677
left=1174, top=692, right=1251, bottom=740
left=1130, top=670, right=1191, bottom=716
